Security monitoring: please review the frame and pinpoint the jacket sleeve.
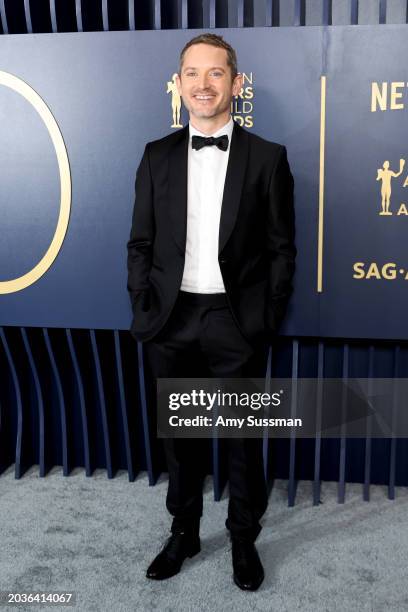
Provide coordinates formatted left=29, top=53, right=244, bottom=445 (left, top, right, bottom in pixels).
left=126, top=143, right=155, bottom=311
left=264, top=145, right=296, bottom=334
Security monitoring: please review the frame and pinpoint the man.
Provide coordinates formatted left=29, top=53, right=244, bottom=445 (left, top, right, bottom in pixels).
left=127, top=33, right=296, bottom=591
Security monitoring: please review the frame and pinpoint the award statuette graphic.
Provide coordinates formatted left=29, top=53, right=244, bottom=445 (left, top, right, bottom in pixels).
left=0, top=71, right=71, bottom=294
left=166, top=73, right=183, bottom=128
left=376, top=158, right=405, bottom=215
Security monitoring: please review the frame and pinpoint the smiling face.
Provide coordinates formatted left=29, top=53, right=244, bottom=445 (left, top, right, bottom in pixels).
left=176, top=43, right=242, bottom=132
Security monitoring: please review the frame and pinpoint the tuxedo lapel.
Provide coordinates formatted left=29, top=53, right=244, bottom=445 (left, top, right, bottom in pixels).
left=168, top=125, right=189, bottom=254
left=218, top=122, right=248, bottom=254
left=167, top=121, right=248, bottom=256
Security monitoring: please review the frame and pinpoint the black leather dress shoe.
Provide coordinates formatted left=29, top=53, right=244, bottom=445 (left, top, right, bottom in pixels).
left=146, top=532, right=201, bottom=580
left=231, top=537, right=265, bottom=591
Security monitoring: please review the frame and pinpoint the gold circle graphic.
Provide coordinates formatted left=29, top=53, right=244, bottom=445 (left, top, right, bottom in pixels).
left=0, top=71, right=71, bottom=294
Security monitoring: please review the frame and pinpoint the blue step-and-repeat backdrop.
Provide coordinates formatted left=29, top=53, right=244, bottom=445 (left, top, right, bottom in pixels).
left=0, top=26, right=407, bottom=339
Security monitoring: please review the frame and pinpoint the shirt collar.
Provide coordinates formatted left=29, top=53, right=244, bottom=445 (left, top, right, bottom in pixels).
left=189, top=117, right=234, bottom=144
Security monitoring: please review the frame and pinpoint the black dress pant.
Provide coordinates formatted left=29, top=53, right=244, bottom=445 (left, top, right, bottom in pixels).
left=143, top=290, right=269, bottom=542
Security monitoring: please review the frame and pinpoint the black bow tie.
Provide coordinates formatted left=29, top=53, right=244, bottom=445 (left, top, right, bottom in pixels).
left=191, top=134, right=229, bottom=151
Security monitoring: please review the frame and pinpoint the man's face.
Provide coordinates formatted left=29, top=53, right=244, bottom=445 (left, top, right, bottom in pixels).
left=176, top=43, right=242, bottom=121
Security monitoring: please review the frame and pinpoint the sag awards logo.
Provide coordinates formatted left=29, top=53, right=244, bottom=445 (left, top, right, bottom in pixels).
left=376, top=158, right=408, bottom=215
left=166, top=72, right=255, bottom=128
left=371, top=82, right=408, bottom=216
left=351, top=80, right=408, bottom=281
left=166, top=74, right=182, bottom=128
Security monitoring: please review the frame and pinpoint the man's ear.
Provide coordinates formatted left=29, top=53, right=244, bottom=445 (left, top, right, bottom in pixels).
left=232, top=73, right=243, bottom=97
left=175, top=73, right=182, bottom=95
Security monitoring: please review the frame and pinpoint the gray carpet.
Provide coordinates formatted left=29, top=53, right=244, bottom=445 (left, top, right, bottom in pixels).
left=0, top=466, right=407, bottom=612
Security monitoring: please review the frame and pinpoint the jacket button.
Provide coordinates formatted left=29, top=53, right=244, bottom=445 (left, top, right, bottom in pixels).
left=220, top=258, right=226, bottom=264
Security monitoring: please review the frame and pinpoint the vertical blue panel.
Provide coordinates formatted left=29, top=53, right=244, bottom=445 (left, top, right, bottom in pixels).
left=363, top=346, right=374, bottom=501
left=388, top=345, right=400, bottom=499
left=66, top=329, right=91, bottom=476
left=43, top=329, right=69, bottom=476
left=0, top=0, right=8, bottom=33
left=306, top=0, right=324, bottom=24
left=288, top=339, right=299, bottom=506
left=20, top=328, right=45, bottom=476
left=114, top=330, right=136, bottom=481
left=0, top=328, right=23, bottom=478
left=379, top=0, right=387, bottom=22
left=252, top=0, right=267, bottom=25
left=152, top=0, right=161, bottom=28
left=202, top=0, right=214, bottom=26
left=0, top=393, right=7, bottom=473
left=351, top=0, right=359, bottom=23
left=212, top=430, right=221, bottom=500
left=49, top=0, right=58, bottom=32
left=313, top=341, right=324, bottom=505
left=237, top=0, right=244, bottom=26
left=23, top=0, right=33, bottom=32
left=128, top=0, right=135, bottom=29
left=279, top=0, right=296, bottom=25
left=102, top=0, right=109, bottom=30
left=90, top=330, right=113, bottom=477
left=338, top=344, right=349, bottom=503
left=227, top=0, right=236, bottom=25
left=332, top=0, right=353, bottom=24
left=384, top=0, right=407, bottom=23
left=358, top=0, right=380, bottom=23
left=323, top=0, right=332, bottom=24
left=138, top=342, right=155, bottom=484
left=178, top=0, right=188, bottom=27
left=75, top=0, right=83, bottom=31
left=263, top=346, right=273, bottom=483
left=211, top=380, right=226, bottom=502
left=272, top=0, right=280, bottom=25
left=264, top=0, right=273, bottom=25
left=294, top=0, right=306, bottom=24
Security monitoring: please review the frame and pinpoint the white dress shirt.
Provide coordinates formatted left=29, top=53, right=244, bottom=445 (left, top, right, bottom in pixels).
left=180, top=116, right=234, bottom=294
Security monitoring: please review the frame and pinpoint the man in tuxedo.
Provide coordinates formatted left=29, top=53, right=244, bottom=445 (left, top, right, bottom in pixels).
left=127, top=33, right=295, bottom=591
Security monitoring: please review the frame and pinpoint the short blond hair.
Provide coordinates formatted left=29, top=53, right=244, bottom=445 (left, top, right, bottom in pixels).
left=179, top=33, right=238, bottom=80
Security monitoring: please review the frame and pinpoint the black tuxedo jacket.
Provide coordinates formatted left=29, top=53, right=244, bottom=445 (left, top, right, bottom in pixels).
left=127, top=121, right=296, bottom=345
